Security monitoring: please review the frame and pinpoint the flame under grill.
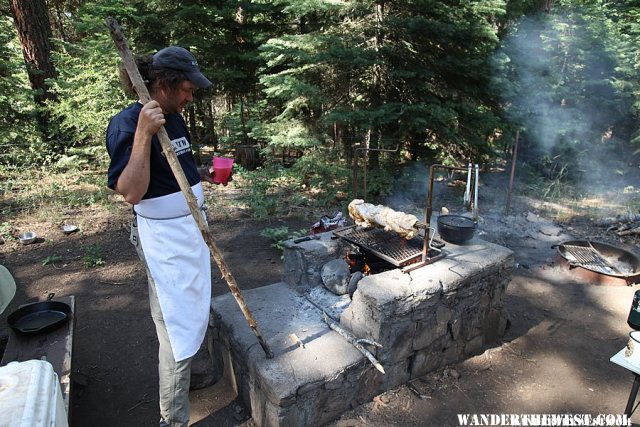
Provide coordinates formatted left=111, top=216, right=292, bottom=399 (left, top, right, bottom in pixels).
left=334, top=225, right=438, bottom=267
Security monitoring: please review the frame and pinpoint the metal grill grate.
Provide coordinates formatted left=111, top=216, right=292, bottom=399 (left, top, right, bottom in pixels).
left=560, top=244, right=626, bottom=276
left=333, top=226, right=431, bottom=267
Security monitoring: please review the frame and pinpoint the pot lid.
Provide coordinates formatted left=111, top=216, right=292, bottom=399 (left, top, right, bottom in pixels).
left=438, top=215, right=475, bottom=228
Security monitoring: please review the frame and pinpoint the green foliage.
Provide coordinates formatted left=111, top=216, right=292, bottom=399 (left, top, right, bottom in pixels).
left=260, top=226, right=306, bottom=253
left=235, top=162, right=299, bottom=219
left=493, top=4, right=640, bottom=183
left=259, top=0, right=508, bottom=167
left=0, top=16, right=42, bottom=167
left=83, top=244, right=105, bottom=268
left=361, top=167, right=395, bottom=200
left=2, top=0, right=640, bottom=205
left=235, top=149, right=350, bottom=218
left=217, top=99, right=272, bottom=152
left=0, top=222, right=11, bottom=239
left=520, top=160, right=577, bottom=202
left=0, top=168, right=113, bottom=220
left=48, top=37, right=127, bottom=150
left=252, top=119, right=323, bottom=151
left=46, top=1, right=132, bottom=164
left=42, top=255, right=63, bottom=266
left=290, top=149, right=350, bottom=205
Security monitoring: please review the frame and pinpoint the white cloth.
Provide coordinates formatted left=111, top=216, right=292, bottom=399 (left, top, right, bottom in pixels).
left=136, top=184, right=211, bottom=362
left=135, top=182, right=205, bottom=219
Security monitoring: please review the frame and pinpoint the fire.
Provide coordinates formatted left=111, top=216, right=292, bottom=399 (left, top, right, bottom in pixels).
left=345, top=251, right=370, bottom=275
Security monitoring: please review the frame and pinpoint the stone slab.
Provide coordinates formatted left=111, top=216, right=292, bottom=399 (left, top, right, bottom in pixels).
left=355, top=238, right=514, bottom=311
left=211, top=282, right=364, bottom=407
left=305, top=286, right=351, bottom=321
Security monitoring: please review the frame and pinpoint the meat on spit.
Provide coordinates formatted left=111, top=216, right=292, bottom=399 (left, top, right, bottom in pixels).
left=348, top=199, right=421, bottom=239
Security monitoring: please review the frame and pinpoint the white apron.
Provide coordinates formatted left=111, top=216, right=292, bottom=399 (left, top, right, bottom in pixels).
left=135, top=183, right=211, bottom=362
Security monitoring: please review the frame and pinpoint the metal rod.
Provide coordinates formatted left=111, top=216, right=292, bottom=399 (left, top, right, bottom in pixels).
left=506, top=130, right=520, bottom=214
left=473, top=164, right=479, bottom=221
left=352, top=151, right=359, bottom=199
left=423, top=164, right=469, bottom=261
left=586, top=241, right=622, bottom=274
left=463, top=163, right=471, bottom=208
left=106, top=17, right=274, bottom=359
left=364, top=149, right=368, bottom=201
left=624, top=374, right=640, bottom=416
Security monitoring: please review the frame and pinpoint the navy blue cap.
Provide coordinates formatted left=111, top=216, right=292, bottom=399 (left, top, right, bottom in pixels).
left=153, top=46, right=212, bottom=88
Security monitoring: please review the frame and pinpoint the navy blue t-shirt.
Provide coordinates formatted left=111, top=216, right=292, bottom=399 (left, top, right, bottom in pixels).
left=106, top=102, right=201, bottom=200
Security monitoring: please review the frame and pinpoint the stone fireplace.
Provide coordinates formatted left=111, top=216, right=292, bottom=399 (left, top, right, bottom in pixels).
left=210, top=230, right=513, bottom=426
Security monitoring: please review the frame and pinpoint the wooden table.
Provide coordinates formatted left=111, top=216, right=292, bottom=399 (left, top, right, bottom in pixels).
left=1, top=295, right=75, bottom=418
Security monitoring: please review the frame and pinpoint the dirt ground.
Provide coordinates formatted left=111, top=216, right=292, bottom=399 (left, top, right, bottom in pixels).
left=2, top=169, right=640, bottom=427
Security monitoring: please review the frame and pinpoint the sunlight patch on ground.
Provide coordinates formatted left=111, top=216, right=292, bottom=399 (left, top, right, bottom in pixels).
left=518, top=191, right=639, bottom=222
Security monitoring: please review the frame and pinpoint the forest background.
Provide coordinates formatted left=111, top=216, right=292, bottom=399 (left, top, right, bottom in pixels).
left=1, top=0, right=640, bottom=223
left=4, top=2, right=640, bottom=425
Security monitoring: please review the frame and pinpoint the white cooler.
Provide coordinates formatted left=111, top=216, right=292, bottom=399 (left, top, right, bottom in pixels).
left=0, top=359, right=68, bottom=427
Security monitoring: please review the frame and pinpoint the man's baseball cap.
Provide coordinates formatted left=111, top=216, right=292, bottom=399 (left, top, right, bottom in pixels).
left=153, top=46, right=212, bottom=88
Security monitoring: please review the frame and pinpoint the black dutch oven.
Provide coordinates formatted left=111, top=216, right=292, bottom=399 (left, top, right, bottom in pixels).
left=7, top=293, right=71, bottom=335
left=437, top=215, right=476, bottom=245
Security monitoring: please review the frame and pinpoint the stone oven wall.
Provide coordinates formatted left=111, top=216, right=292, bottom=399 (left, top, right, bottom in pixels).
left=340, top=245, right=513, bottom=389
left=211, top=232, right=514, bottom=426
left=283, top=234, right=514, bottom=390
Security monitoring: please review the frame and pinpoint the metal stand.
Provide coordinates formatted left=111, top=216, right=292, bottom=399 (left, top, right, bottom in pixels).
left=625, top=374, right=640, bottom=416
left=410, top=164, right=478, bottom=271
left=610, top=347, right=640, bottom=417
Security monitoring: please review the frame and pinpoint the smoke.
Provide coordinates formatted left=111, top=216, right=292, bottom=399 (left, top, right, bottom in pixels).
left=384, top=161, right=469, bottom=219
left=382, top=12, right=634, bottom=216
left=492, top=13, right=633, bottom=191
left=384, top=161, right=428, bottom=212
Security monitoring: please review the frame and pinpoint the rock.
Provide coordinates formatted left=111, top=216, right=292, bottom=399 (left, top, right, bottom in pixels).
left=306, top=286, right=351, bottom=320
left=321, top=259, right=351, bottom=295
left=539, top=224, right=562, bottom=236
left=526, top=229, right=539, bottom=239
left=526, top=212, right=541, bottom=223
left=348, top=271, right=363, bottom=298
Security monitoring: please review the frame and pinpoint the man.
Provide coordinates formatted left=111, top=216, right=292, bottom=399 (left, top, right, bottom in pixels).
left=106, top=46, right=220, bottom=426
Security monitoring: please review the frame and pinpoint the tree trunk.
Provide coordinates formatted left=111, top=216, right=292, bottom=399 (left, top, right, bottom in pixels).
left=48, top=0, right=70, bottom=41
left=239, top=96, right=248, bottom=145
left=187, top=104, right=201, bottom=164
left=208, top=100, right=219, bottom=153
left=368, top=1, right=385, bottom=172
left=9, top=0, right=57, bottom=139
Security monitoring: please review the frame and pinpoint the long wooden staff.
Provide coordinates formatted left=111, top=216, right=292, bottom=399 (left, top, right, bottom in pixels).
left=105, top=17, right=274, bottom=359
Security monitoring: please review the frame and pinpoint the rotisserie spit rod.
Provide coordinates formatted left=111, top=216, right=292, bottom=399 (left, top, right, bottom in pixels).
left=348, top=199, right=424, bottom=239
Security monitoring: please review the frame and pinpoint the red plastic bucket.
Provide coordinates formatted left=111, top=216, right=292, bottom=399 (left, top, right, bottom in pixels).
left=212, top=157, right=234, bottom=184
